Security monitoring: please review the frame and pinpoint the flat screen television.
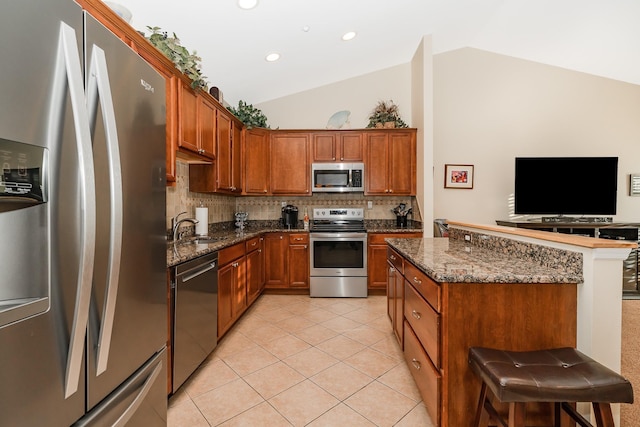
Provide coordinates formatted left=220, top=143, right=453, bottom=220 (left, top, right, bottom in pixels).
left=514, top=157, right=618, bottom=216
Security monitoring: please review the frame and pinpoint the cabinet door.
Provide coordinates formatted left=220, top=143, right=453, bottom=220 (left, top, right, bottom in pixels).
left=264, top=233, right=288, bottom=288
left=312, top=133, right=336, bottom=162
left=231, top=121, right=243, bottom=193
left=164, top=75, right=178, bottom=184
left=368, top=244, right=389, bottom=290
left=365, top=133, right=389, bottom=194
left=270, top=132, right=310, bottom=195
left=217, top=262, right=234, bottom=338
left=197, top=95, right=216, bottom=159
left=232, top=257, right=247, bottom=318
left=216, top=109, right=233, bottom=191
left=244, top=128, right=270, bottom=195
left=387, top=260, right=395, bottom=322
left=388, top=132, right=415, bottom=195
left=246, top=242, right=264, bottom=305
left=393, top=271, right=405, bottom=345
left=288, top=233, right=309, bottom=288
left=339, top=132, right=363, bottom=161
left=178, top=81, right=199, bottom=154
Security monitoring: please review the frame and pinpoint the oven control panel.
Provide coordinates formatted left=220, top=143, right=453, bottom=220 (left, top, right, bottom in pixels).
left=312, top=208, right=363, bottom=220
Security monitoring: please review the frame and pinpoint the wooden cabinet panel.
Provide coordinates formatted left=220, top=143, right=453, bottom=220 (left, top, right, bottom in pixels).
left=178, top=81, right=199, bottom=154
left=218, top=242, right=248, bottom=339
left=217, top=262, right=234, bottom=338
left=340, top=132, right=364, bottom=161
left=198, top=95, right=216, bottom=159
left=231, top=121, right=243, bottom=193
left=243, top=128, right=270, bottom=195
left=387, top=260, right=395, bottom=322
left=365, top=133, right=389, bottom=194
left=393, top=271, right=404, bottom=345
left=232, top=257, right=247, bottom=318
left=405, top=281, right=440, bottom=368
left=270, top=132, right=310, bottom=195
left=216, top=109, right=233, bottom=191
left=388, top=132, right=415, bottom=195
left=288, top=233, right=309, bottom=288
left=246, top=237, right=264, bottom=305
left=404, top=321, right=441, bottom=426
left=264, top=233, right=288, bottom=288
left=312, top=133, right=337, bottom=162
left=365, top=130, right=416, bottom=195
left=404, top=262, right=440, bottom=312
left=369, top=233, right=421, bottom=290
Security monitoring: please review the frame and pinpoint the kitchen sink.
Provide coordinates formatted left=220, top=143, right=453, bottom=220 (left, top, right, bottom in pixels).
left=185, top=237, right=226, bottom=245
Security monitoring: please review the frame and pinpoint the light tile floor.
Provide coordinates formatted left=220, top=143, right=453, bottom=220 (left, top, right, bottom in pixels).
left=168, top=294, right=435, bottom=426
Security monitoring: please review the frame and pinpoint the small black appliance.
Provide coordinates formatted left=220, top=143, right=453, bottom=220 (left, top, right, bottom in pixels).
left=281, top=205, right=298, bottom=229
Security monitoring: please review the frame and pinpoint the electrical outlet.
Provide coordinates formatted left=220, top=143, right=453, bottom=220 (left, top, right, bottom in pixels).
left=281, top=201, right=287, bottom=207
left=367, top=201, right=373, bottom=209
left=464, top=234, right=472, bottom=242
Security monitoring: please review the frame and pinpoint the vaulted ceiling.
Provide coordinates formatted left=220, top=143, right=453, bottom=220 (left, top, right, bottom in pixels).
left=115, top=0, right=640, bottom=106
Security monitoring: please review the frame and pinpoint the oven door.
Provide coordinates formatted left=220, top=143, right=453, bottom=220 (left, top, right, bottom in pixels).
left=309, top=232, right=367, bottom=277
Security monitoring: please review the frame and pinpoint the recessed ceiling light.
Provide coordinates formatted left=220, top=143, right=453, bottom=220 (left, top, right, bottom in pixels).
left=342, top=31, right=357, bottom=41
left=265, top=53, right=280, bottom=62
left=237, top=0, right=258, bottom=10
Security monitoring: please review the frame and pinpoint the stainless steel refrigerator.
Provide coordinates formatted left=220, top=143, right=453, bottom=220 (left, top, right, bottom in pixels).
left=0, top=0, right=168, bottom=425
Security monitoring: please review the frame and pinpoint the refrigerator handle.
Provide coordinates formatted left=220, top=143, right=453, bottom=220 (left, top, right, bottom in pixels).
left=112, top=361, right=163, bottom=427
left=54, top=22, right=97, bottom=399
left=87, top=45, right=123, bottom=376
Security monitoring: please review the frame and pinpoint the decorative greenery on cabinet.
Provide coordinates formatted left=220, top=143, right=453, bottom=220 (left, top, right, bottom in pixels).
left=144, top=26, right=208, bottom=90
left=227, top=100, right=269, bottom=129
left=366, top=100, right=408, bottom=129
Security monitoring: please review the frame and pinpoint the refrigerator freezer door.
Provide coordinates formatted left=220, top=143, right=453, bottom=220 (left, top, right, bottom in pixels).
left=83, top=12, right=167, bottom=411
left=0, top=0, right=87, bottom=425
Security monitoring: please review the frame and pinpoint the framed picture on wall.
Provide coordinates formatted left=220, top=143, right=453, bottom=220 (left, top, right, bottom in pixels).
left=444, top=164, right=474, bottom=189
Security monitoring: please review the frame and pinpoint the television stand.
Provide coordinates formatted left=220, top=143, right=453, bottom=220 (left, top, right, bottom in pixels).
left=540, top=216, right=613, bottom=224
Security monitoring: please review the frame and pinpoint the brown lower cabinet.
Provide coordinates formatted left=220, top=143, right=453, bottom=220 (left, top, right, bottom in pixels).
left=368, top=232, right=422, bottom=292
left=264, top=232, right=309, bottom=290
left=388, top=246, right=578, bottom=426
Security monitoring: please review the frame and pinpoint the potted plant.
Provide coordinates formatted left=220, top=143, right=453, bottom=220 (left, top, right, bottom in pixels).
left=366, top=100, right=408, bottom=129
left=144, top=26, right=208, bottom=90
left=227, top=100, right=269, bottom=129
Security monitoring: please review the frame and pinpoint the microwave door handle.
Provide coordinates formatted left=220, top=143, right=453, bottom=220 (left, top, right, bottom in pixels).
left=348, top=169, right=352, bottom=187
left=53, top=22, right=96, bottom=399
left=87, top=45, right=123, bottom=376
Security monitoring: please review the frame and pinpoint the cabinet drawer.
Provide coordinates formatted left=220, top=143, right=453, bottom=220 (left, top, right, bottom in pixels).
left=245, top=236, right=261, bottom=253
left=387, top=247, right=404, bottom=274
left=219, top=242, right=245, bottom=265
left=404, top=321, right=440, bottom=426
left=404, top=262, right=440, bottom=312
left=405, top=281, right=440, bottom=368
left=289, top=233, right=309, bottom=244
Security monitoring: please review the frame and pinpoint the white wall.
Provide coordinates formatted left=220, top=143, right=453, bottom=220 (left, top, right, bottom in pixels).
left=256, top=64, right=412, bottom=130
left=433, top=48, right=640, bottom=224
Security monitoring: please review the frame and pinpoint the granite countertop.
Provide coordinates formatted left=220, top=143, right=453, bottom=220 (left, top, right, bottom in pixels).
left=386, top=237, right=583, bottom=284
left=168, top=225, right=423, bottom=268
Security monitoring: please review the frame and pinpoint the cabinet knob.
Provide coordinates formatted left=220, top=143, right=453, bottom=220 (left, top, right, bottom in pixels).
left=390, top=255, right=396, bottom=260
left=389, top=267, right=395, bottom=272
left=411, top=310, right=421, bottom=320
left=233, top=262, right=239, bottom=267
left=385, top=189, right=389, bottom=193
left=258, top=249, right=262, bottom=253
left=411, top=359, right=421, bottom=371
left=304, top=245, right=307, bottom=249
left=279, top=236, right=283, bottom=240
left=413, top=277, right=422, bottom=285
left=263, top=190, right=267, bottom=193
left=251, top=242, right=257, bottom=246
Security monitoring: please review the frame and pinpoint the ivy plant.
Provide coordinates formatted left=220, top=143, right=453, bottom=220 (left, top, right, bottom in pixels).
left=144, top=26, right=208, bottom=90
left=227, top=100, right=269, bottom=129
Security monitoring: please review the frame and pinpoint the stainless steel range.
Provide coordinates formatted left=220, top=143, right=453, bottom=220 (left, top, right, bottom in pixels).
left=310, top=208, right=367, bottom=297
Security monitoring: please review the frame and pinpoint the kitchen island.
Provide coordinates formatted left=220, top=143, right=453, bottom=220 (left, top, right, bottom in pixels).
left=386, top=222, right=635, bottom=426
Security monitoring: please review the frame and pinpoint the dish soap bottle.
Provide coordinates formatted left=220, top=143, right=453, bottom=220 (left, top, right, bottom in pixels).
left=303, top=208, right=309, bottom=230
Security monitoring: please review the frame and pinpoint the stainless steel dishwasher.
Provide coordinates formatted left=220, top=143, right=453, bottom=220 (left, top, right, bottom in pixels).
left=172, top=252, right=218, bottom=393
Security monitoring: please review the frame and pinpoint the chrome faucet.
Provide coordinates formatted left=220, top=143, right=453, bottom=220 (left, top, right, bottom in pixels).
left=171, top=211, right=199, bottom=242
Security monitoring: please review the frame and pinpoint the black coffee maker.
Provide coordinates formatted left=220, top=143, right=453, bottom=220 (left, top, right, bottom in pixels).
left=281, top=205, right=298, bottom=229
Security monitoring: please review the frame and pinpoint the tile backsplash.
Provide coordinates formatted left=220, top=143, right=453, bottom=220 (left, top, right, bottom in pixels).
left=167, top=160, right=420, bottom=229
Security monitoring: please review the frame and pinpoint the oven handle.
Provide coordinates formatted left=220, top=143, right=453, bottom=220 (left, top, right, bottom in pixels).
left=310, top=232, right=367, bottom=239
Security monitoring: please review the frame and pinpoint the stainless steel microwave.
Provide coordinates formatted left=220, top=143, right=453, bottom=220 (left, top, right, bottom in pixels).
left=311, top=162, right=364, bottom=193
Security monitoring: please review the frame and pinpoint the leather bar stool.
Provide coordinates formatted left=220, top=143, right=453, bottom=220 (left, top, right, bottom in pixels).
left=468, top=347, right=634, bottom=427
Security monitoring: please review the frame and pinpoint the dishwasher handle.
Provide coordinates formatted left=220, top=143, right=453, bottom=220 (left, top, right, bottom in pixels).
left=179, top=261, right=217, bottom=283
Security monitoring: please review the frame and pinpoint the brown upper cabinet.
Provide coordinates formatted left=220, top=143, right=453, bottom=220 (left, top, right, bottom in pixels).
left=270, top=131, right=311, bottom=195
left=243, top=128, right=270, bottom=195
left=365, top=129, right=416, bottom=195
left=312, top=131, right=363, bottom=162
left=177, top=82, right=216, bottom=160
left=214, top=108, right=242, bottom=194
